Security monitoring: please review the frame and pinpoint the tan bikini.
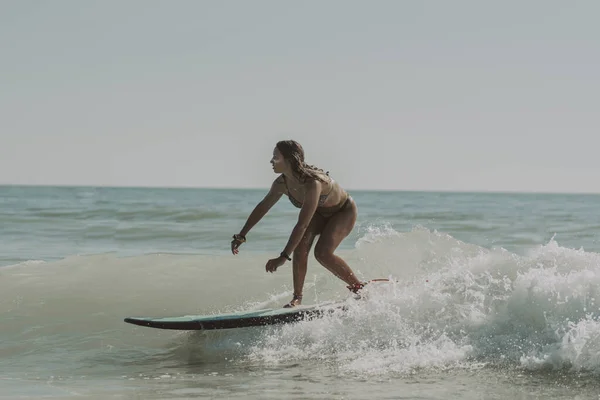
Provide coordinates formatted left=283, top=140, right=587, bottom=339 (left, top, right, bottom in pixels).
left=281, top=174, right=351, bottom=218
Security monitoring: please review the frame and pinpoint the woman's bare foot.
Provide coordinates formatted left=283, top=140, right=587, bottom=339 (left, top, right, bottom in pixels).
left=283, top=293, right=302, bottom=308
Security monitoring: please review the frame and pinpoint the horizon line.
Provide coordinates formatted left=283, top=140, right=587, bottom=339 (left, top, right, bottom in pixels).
left=2, top=183, right=600, bottom=196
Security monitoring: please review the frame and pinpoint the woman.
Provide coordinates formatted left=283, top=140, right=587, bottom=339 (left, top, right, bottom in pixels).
left=231, top=140, right=365, bottom=308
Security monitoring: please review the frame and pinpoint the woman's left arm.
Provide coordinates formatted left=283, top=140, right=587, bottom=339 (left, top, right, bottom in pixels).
left=265, top=180, right=321, bottom=272
left=281, top=180, right=321, bottom=257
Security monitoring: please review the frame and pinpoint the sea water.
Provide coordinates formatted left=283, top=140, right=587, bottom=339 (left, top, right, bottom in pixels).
left=1, top=186, right=600, bottom=399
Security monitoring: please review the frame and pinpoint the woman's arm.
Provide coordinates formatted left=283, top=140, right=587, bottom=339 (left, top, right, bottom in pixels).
left=280, top=179, right=321, bottom=257
left=237, top=177, right=285, bottom=237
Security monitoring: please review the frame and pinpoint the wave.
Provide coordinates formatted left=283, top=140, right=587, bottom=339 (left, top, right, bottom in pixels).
left=1, top=207, right=229, bottom=222
left=2, top=227, right=600, bottom=378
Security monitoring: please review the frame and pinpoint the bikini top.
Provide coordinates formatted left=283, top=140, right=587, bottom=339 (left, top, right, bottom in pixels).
left=282, top=174, right=334, bottom=209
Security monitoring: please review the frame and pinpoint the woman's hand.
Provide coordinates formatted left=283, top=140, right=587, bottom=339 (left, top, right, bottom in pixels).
left=231, top=234, right=246, bottom=255
left=265, top=256, right=286, bottom=273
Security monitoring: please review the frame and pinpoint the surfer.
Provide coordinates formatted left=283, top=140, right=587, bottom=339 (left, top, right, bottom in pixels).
left=231, top=140, right=365, bottom=307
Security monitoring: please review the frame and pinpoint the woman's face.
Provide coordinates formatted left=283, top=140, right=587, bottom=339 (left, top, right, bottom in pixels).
left=270, top=147, right=287, bottom=174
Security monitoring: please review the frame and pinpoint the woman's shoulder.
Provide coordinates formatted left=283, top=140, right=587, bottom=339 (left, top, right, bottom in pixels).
left=301, top=176, right=329, bottom=191
left=274, top=174, right=286, bottom=185
left=314, top=171, right=332, bottom=185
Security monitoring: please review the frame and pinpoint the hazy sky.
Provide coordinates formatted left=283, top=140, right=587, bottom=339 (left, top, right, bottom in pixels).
left=2, top=1, right=599, bottom=192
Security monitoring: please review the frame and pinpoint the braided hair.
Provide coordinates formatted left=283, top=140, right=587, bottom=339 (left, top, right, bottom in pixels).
left=276, top=140, right=328, bottom=183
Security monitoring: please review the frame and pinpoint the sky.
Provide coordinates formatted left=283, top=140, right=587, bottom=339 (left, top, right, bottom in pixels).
left=1, top=0, right=599, bottom=192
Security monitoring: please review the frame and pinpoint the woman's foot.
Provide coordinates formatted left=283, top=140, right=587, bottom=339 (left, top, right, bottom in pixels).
left=347, top=282, right=368, bottom=299
left=347, top=282, right=366, bottom=293
left=283, top=293, right=302, bottom=308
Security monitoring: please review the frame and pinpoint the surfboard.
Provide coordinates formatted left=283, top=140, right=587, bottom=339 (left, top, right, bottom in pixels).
left=124, top=278, right=392, bottom=331
left=124, top=301, right=345, bottom=331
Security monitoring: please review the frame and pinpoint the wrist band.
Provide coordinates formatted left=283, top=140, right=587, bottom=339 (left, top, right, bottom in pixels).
left=280, top=251, right=291, bottom=261
left=232, top=234, right=246, bottom=243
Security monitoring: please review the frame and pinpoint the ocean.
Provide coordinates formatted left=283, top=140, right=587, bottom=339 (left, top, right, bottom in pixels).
left=1, top=185, right=600, bottom=399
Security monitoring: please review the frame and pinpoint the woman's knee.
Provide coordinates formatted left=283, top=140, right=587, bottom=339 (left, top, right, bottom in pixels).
left=313, top=243, right=334, bottom=265
left=293, top=245, right=311, bottom=262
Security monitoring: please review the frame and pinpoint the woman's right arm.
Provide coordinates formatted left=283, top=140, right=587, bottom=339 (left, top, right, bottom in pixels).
left=232, top=177, right=285, bottom=254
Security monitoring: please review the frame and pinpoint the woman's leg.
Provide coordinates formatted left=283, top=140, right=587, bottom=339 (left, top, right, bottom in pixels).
left=285, top=214, right=325, bottom=307
left=313, top=198, right=362, bottom=287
